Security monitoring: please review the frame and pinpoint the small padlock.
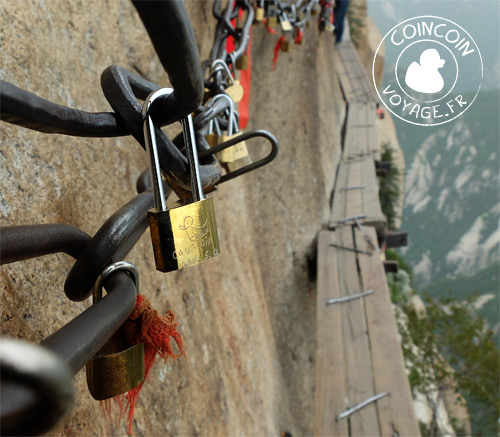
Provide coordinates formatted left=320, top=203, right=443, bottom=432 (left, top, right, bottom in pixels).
left=86, top=262, right=145, bottom=401
left=281, top=38, right=292, bottom=52
left=266, top=4, right=278, bottom=28
left=235, top=54, right=249, bottom=71
left=205, top=117, right=223, bottom=150
left=144, top=88, right=220, bottom=272
left=267, top=15, right=278, bottom=27
left=212, top=59, right=244, bottom=103
left=280, top=19, right=293, bottom=33
left=255, top=7, right=264, bottom=22
left=211, top=94, right=250, bottom=168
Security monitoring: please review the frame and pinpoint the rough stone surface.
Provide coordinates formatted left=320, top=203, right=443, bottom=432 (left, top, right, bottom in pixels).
left=1, top=1, right=344, bottom=435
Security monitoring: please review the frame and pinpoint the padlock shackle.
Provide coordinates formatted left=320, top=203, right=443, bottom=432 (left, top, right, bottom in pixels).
left=211, top=94, right=236, bottom=136
left=211, top=59, right=235, bottom=85
left=181, top=115, right=205, bottom=202
left=144, top=88, right=205, bottom=205
left=143, top=88, right=175, bottom=212
left=92, top=261, right=139, bottom=304
left=199, top=129, right=279, bottom=185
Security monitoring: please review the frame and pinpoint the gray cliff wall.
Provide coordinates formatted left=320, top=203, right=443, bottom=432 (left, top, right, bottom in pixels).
left=1, top=1, right=344, bottom=435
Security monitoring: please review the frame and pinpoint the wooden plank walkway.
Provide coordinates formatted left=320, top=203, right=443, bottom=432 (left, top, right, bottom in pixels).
left=329, top=158, right=386, bottom=237
left=314, top=36, right=419, bottom=437
left=335, top=40, right=378, bottom=104
left=314, top=227, right=420, bottom=436
left=344, top=102, right=381, bottom=160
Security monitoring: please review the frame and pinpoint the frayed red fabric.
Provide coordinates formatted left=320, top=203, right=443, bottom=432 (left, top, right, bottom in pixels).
left=102, top=294, right=184, bottom=435
left=273, top=36, right=286, bottom=71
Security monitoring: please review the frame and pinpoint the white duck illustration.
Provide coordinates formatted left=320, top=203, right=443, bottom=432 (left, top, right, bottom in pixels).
left=405, top=48, right=446, bottom=94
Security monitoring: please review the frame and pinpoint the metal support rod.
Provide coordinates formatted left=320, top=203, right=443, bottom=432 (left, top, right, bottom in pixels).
left=2, top=271, right=136, bottom=435
left=47, top=272, right=137, bottom=374
left=336, top=392, right=389, bottom=421
left=0, top=224, right=91, bottom=265
left=339, top=213, right=366, bottom=223
left=326, top=290, right=374, bottom=306
left=339, top=185, right=365, bottom=191
left=329, top=243, right=372, bottom=256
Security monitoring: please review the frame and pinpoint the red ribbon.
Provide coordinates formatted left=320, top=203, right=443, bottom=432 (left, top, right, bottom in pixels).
left=273, top=36, right=285, bottom=71
left=239, top=26, right=252, bottom=129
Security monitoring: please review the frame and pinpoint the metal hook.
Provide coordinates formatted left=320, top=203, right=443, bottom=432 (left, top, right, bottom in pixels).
left=198, top=129, right=279, bottom=185
left=212, top=94, right=236, bottom=135
left=211, top=59, right=235, bottom=85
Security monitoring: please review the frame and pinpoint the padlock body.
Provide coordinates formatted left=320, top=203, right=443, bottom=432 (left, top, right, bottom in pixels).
left=226, top=152, right=252, bottom=172
left=225, top=81, right=244, bottom=103
left=86, top=342, right=145, bottom=400
left=148, top=197, right=220, bottom=272
left=281, top=39, right=291, bottom=52
left=235, top=55, right=248, bottom=71
left=205, top=134, right=221, bottom=148
left=211, top=133, right=250, bottom=164
left=280, top=20, right=293, bottom=32
left=267, top=16, right=277, bottom=27
left=255, top=7, right=264, bottom=22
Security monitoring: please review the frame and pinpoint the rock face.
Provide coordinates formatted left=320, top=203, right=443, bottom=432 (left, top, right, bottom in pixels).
left=1, top=1, right=344, bottom=435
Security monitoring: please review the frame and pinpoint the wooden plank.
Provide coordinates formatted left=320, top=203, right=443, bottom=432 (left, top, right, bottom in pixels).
left=314, top=231, right=348, bottom=436
left=355, top=227, right=421, bottom=437
left=329, top=161, right=349, bottom=227
left=337, top=226, right=380, bottom=436
left=330, top=159, right=386, bottom=236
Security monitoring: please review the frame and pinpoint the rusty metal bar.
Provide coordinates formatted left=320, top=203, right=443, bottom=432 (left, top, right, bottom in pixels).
left=0, top=224, right=91, bottom=265
left=1, top=271, right=137, bottom=435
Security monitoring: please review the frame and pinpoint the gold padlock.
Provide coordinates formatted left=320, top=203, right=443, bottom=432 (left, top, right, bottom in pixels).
left=86, top=262, right=145, bottom=401
left=267, top=15, right=278, bottom=27
left=211, top=59, right=244, bottom=103
left=255, top=7, right=264, bottom=22
left=281, top=39, right=292, bottom=53
left=144, top=88, right=220, bottom=272
left=280, top=20, right=293, bottom=33
left=210, top=94, right=250, bottom=167
left=235, top=54, right=249, bottom=71
left=225, top=81, right=244, bottom=103
left=225, top=151, right=252, bottom=173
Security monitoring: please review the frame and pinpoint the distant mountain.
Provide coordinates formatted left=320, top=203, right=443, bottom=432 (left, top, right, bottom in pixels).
left=367, top=0, right=500, bottom=91
left=397, top=89, right=499, bottom=287
left=423, top=261, right=500, bottom=342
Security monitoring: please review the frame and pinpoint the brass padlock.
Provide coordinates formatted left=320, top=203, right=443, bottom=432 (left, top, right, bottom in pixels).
left=267, top=15, right=278, bottom=27
left=212, top=59, right=244, bottom=103
left=266, top=4, right=278, bottom=28
left=281, top=38, right=292, bottom=53
left=280, top=20, right=293, bottom=33
left=144, top=88, right=220, bottom=272
left=255, top=7, right=264, bottom=22
left=211, top=94, right=250, bottom=167
left=86, top=261, right=145, bottom=400
left=235, top=54, right=249, bottom=71
left=205, top=117, right=223, bottom=150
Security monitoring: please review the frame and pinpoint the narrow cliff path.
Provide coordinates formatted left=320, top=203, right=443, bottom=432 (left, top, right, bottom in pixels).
left=314, top=39, right=420, bottom=436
